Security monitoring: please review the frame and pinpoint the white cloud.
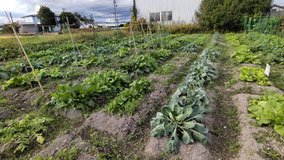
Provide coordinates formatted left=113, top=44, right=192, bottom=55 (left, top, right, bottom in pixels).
left=273, top=0, right=284, bottom=5
left=0, top=0, right=132, bottom=23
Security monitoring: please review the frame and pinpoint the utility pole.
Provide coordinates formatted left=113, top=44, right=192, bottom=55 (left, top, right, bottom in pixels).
left=113, top=0, right=119, bottom=31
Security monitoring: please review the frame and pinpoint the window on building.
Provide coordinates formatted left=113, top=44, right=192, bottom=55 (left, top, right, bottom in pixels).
left=162, top=11, right=172, bottom=21
left=150, top=12, right=160, bottom=22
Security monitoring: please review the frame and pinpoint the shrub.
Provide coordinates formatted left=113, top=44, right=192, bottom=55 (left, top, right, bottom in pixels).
left=196, top=0, right=272, bottom=31
left=165, top=24, right=202, bottom=34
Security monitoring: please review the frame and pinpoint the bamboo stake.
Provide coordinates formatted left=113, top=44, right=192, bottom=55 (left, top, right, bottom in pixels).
left=139, top=21, right=150, bottom=51
left=66, top=17, right=87, bottom=71
left=158, top=23, right=163, bottom=49
left=5, top=12, right=44, bottom=93
left=139, top=21, right=149, bottom=52
left=129, top=24, right=133, bottom=55
left=148, top=22, right=154, bottom=49
left=145, top=23, right=150, bottom=51
left=130, top=23, right=138, bottom=55
left=9, top=13, right=33, bottom=89
left=148, top=22, right=153, bottom=41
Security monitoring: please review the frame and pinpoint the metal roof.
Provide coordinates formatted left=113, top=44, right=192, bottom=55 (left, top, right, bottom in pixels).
left=21, top=14, right=37, bottom=18
left=271, top=4, right=284, bottom=9
left=21, top=14, right=60, bottom=18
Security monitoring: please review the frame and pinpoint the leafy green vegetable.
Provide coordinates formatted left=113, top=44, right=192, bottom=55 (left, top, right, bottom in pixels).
left=121, top=54, right=158, bottom=77
left=225, top=33, right=240, bottom=47
left=0, top=67, right=64, bottom=90
left=165, top=40, right=182, bottom=51
left=0, top=114, right=52, bottom=153
left=231, top=45, right=261, bottom=64
left=151, top=103, right=208, bottom=154
left=181, top=43, right=197, bottom=53
left=150, top=48, right=219, bottom=154
left=238, top=66, right=271, bottom=86
left=105, top=78, right=152, bottom=115
left=249, top=91, right=284, bottom=137
left=243, top=32, right=284, bottom=64
left=116, top=47, right=130, bottom=58
left=150, top=49, right=172, bottom=62
left=51, top=70, right=129, bottom=111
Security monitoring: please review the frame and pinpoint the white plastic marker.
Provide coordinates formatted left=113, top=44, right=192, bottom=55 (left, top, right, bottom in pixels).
left=265, top=63, right=271, bottom=77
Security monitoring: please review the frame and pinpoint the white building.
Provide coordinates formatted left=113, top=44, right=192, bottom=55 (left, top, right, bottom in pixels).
left=19, top=14, right=60, bottom=34
left=135, top=0, right=202, bottom=24
left=271, top=4, right=284, bottom=12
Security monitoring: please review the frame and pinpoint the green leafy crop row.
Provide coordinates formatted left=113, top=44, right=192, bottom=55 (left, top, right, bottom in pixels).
left=0, top=114, right=52, bottom=153
left=105, top=78, right=152, bottom=115
left=0, top=67, right=64, bottom=90
left=225, top=33, right=240, bottom=47
left=121, top=49, right=174, bottom=77
left=51, top=70, right=130, bottom=111
left=121, top=54, right=158, bottom=77
left=180, top=43, right=197, bottom=53
left=238, top=66, right=271, bottom=86
left=249, top=91, right=284, bottom=137
left=150, top=48, right=219, bottom=154
left=242, top=32, right=284, bottom=64
left=231, top=45, right=261, bottom=64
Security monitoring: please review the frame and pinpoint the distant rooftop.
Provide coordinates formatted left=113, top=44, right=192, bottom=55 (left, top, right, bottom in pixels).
left=271, top=4, right=284, bottom=8
left=21, top=14, right=37, bottom=18
left=21, top=14, right=60, bottom=18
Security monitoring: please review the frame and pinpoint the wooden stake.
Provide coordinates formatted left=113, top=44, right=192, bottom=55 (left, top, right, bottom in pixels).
left=158, top=23, right=163, bottom=49
left=9, top=13, right=33, bottom=89
left=130, top=23, right=138, bottom=55
left=5, top=12, right=44, bottom=93
left=66, top=17, right=87, bottom=71
left=148, top=22, right=154, bottom=49
left=129, top=24, right=133, bottom=55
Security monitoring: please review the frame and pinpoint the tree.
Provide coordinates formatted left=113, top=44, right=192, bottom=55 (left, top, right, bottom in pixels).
left=37, top=6, right=56, bottom=25
left=132, top=0, right=137, bottom=21
left=59, top=11, right=80, bottom=28
left=74, top=12, right=94, bottom=25
left=195, top=0, right=272, bottom=31
left=2, top=23, right=19, bottom=33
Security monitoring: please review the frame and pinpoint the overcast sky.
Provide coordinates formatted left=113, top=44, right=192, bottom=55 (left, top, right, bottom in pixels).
left=0, top=0, right=283, bottom=24
left=0, top=0, right=133, bottom=23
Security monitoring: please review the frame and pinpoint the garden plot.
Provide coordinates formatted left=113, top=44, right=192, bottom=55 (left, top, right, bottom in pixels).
left=82, top=55, right=193, bottom=140
left=232, top=94, right=284, bottom=160
left=1, top=31, right=282, bottom=160
left=0, top=31, right=213, bottom=159
left=210, top=33, right=284, bottom=160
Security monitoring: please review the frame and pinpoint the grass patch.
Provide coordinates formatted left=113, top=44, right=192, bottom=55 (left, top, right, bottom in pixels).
left=154, top=64, right=176, bottom=75
left=209, top=44, right=241, bottom=158
left=270, top=65, right=284, bottom=91
left=259, top=147, right=281, bottom=160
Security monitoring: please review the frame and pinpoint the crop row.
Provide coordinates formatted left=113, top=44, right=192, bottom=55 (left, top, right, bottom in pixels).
left=150, top=48, right=219, bottom=154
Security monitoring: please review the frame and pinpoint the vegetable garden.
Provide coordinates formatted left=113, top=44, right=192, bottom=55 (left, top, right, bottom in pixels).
left=0, top=29, right=283, bottom=159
